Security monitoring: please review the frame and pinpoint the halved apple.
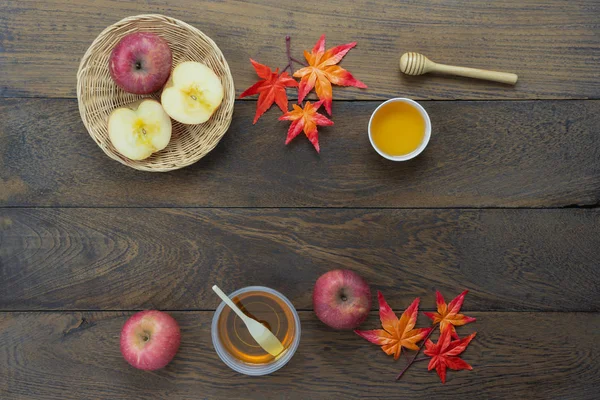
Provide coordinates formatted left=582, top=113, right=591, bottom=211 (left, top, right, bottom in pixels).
left=161, top=61, right=224, bottom=124
left=108, top=99, right=172, bottom=160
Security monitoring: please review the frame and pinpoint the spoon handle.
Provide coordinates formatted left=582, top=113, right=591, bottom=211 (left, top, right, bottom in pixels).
left=432, top=63, right=518, bottom=85
left=212, top=285, right=248, bottom=321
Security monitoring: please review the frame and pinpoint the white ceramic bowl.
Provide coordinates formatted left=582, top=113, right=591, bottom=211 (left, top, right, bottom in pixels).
left=368, top=98, right=432, bottom=161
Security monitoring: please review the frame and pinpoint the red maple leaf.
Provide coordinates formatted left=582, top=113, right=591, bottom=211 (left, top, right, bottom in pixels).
left=279, top=100, right=333, bottom=153
left=423, top=327, right=477, bottom=383
left=424, top=290, right=476, bottom=339
left=240, top=59, right=298, bottom=124
left=294, top=35, right=367, bottom=115
left=355, top=291, right=432, bottom=360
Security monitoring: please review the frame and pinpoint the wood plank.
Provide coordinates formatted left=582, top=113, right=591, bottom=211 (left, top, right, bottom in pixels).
left=1, top=99, right=599, bottom=208
left=0, top=311, right=598, bottom=399
left=1, top=0, right=599, bottom=100
left=1, top=208, right=598, bottom=311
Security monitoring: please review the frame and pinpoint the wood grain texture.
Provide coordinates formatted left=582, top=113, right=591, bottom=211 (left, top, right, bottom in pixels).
left=1, top=0, right=599, bottom=100
left=1, top=311, right=598, bottom=399
left=1, top=99, right=599, bottom=208
left=1, top=208, right=599, bottom=311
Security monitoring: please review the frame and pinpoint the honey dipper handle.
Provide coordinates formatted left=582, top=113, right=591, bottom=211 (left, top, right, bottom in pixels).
left=212, top=285, right=249, bottom=322
left=432, top=63, right=518, bottom=85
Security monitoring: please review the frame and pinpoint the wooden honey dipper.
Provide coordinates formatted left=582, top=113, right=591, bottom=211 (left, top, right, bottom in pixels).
left=399, top=52, right=518, bottom=85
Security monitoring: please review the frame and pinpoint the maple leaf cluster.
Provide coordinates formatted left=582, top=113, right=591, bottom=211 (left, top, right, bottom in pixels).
left=355, top=290, right=477, bottom=384
left=240, top=35, right=367, bottom=153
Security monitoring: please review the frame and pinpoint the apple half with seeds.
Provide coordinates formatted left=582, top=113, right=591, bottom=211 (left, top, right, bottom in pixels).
left=161, top=61, right=224, bottom=124
left=108, top=99, right=172, bottom=160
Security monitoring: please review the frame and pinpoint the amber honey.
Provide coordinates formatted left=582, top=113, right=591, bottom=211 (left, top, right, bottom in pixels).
left=370, top=100, right=426, bottom=156
left=217, top=290, right=297, bottom=364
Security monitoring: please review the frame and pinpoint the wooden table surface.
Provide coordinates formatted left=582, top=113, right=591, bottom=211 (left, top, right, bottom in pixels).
left=1, top=1, right=599, bottom=399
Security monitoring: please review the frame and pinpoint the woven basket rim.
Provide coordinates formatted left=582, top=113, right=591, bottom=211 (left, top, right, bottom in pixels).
left=76, top=14, right=235, bottom=172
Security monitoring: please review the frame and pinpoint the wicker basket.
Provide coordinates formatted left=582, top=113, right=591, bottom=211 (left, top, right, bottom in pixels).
left=77, top=14, right=235, bottom=172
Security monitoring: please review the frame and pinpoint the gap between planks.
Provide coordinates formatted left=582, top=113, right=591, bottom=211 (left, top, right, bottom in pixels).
left=1, top=205, right=598, bottom=210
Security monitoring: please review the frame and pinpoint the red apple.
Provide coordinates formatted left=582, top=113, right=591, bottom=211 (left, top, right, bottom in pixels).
left=109, top=32, right=172, bottom=94
left=313, top=269, right=372, bottom=330
left=120, top=310, right=180, bottom=370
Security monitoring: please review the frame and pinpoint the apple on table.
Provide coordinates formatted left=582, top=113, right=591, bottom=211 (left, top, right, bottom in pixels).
left=313, top=269, right=372, bottom=330
left=120, top=310, right=181, bottom=370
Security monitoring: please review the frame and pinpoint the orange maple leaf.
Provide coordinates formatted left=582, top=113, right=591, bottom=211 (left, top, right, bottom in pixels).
left=424, top=327, right=477, bottom=383
left=240, top=59, right=298, bottom=124
left=278, top=100, right=333, bottom=153
left=355, top=291, right=432, bottom=360
left=294, top=35, right=367, bottom=115
left=424, top=290, right=476, bottom=339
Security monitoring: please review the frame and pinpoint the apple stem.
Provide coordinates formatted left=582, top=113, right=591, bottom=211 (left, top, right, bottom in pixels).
left=282, top=35, right=308, bottom=74
left=396, top=324, right=437, bottom=381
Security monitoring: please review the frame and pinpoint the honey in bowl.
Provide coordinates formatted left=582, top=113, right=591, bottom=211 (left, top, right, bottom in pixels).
left=217, top=290, right=297, bottom=364
left=369, top=99, right=430, bottom=159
